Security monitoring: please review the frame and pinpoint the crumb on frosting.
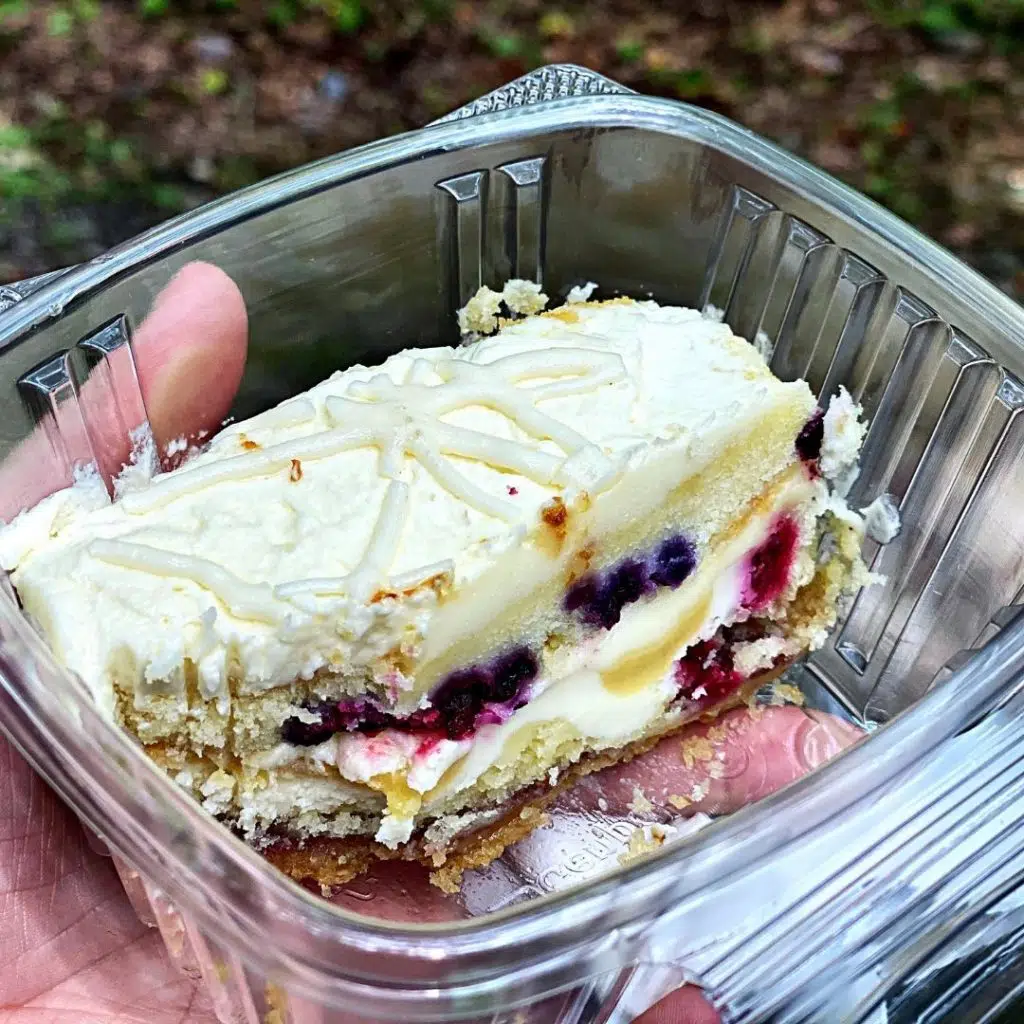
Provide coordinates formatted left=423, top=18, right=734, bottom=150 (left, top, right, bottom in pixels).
left=457, top=280, right=550, bottom=336
left=566, top=281, right=597, bottom=304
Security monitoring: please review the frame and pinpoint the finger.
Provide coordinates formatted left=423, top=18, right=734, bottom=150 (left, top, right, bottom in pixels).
left=0, top=735, right=218, bottom=1021
left=634, top=985, right=722, bottom=1024
left=561, top=706, right=864, bottom=819
left=134, top=261, right=248, bottom=454
left=0, top=261, right=247, bottom=521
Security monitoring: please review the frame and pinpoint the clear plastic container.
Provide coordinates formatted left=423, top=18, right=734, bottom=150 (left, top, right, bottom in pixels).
left=1, top=65, right=1023, bottom=1023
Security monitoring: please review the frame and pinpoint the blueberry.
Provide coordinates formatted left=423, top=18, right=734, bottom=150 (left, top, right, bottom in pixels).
left=650, top=535, right=697, bottom=588
left=281, top=702, right=343, bottom=746
left=490, top=647, right=539, bottom=702
left=433, top=667, right=490, bottom=739
left=440, top=688, right=481, bottom=739
left=795, top=410, right=825, bottom=464
left=596, top=559, right=649, bottom=628
left=565, top=575, right=600, bottom=615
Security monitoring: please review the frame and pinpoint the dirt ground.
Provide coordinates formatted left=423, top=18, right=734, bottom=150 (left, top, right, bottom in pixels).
left=2, top=0, right=1024, bottom=297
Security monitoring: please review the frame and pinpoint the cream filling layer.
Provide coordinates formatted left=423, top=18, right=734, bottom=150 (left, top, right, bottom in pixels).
left=253, top=470, right=824, bottom=848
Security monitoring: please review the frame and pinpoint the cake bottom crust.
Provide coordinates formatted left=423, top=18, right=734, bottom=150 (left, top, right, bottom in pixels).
left=262, top=674, right=768, bottom=893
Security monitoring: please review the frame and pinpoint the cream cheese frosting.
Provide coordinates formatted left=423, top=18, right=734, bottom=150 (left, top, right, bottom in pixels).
left=0, top=299, right=815, bottom=719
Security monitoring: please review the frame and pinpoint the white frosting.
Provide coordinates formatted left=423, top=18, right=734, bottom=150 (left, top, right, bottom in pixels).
left=821, top=386, right=866, bottom=495
left=0, top=299, right=812, bottom=714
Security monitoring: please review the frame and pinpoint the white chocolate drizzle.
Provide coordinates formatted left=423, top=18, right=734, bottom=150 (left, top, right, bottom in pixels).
left=90, top=540, right=283, bottom=624
left=96, top=344, right=627, bottom=609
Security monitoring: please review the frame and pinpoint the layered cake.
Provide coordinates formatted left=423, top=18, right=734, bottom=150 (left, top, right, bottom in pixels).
left=0, top=286, right=871, bottom=888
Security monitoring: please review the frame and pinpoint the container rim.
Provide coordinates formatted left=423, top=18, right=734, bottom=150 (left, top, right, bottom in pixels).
left=2, top=82, right=1024, bottom=1007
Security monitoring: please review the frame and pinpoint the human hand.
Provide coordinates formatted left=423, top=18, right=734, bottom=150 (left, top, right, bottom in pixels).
left=334, top=703, right=863, bottom=1024
left=0, top=267, right=864, bottom=1022
left=0, top=262, right=246, bottom=1021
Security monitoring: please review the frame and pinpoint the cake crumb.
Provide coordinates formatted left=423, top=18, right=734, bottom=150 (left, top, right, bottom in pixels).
left=200, top=770, right=236, bottom=816
left=566, top=281, right=597, bottom=304
left=457, top=285, right=503, bottom=335
left=706, top=723, right=729, bottom=743
left=502, top=278, right=548, bottom=315
left=668, top=794, right=692, bottom=810
left=690, top=781, right=709, bottom=802
left=457, top=280, right=549, bottom=336
left=597, top=797, right=609, bottom=813
left=628, top=787, right=653, bottom=815
left=619, top=825, right=667, bottom=866
left=861, top=493, right=901, bottom=544
left=289, top=459, right=303, bottom=482
left=264, top=983, right=288, bottom=1024
left=680, top=735, right=715, bottom=768
left=770, top=682, right=806, bottom=707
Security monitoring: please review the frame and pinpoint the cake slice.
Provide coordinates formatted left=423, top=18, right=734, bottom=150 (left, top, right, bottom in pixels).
left=0, top=290, right=870, bottom=888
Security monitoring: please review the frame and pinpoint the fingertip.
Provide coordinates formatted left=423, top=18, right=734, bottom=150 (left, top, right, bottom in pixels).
left=134, top=261, right=248, bottom=452
left=634, top=985, right=721, bottom=1024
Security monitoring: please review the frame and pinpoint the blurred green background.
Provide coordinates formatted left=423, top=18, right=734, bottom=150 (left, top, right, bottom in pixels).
left=2, top=0, right=1024, bottom=296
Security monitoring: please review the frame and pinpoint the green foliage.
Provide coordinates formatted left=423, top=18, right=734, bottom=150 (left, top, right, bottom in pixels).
left=200, top=68, right=229, bottom=95
left=868, top=0, right=1024, bottom=32
left=0, top=0, right=28, bottom=24
left=40, top=0, right=99, bottom=35
left=263, top=0, right=364, bottom=34
left=483, top=31, right=522, bottom=58
left=615, top=38, right=645, bottom=64
left=139, top=0, right=170, bottom=16
left=46, top=8, right=73, bottom=35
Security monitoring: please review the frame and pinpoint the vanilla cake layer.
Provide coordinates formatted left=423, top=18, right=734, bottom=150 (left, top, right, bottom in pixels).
left=0, top=291, right=870, bottom=872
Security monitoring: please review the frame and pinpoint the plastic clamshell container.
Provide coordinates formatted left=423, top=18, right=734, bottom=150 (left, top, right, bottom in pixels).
left=1, top=66, right=1023, bottom=1023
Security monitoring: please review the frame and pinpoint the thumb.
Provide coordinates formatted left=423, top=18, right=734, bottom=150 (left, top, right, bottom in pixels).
left=0, top=261, right=247, bottom=520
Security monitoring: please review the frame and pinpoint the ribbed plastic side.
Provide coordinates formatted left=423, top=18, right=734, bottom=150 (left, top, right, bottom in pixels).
left=699, top=182, right=1024, bottom=722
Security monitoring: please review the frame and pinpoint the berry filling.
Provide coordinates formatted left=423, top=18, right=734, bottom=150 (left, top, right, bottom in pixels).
left=795, top=410, right=824, bottom=477
left=281, top=646, right=539, bottom=746
left=564, top=534, right=697, bottom=629
left=674, top=620, right=779, bottom=710
left=741, top=513, right=800, bottom=612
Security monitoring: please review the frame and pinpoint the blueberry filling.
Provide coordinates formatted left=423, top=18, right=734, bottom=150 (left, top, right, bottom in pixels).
left=650, top=535, right=698, bottom=588
left=564, top=534, right=697, bottom=629
left=281, top=646, right=539, bottom=746
left=795, top=409, right=825, bottom=473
